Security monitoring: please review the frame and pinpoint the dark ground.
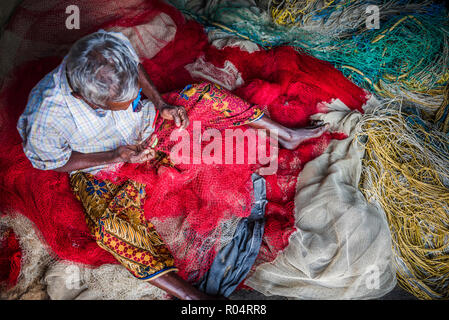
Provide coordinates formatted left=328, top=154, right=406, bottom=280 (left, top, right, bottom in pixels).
left=229, top=285, right=418, bottom=300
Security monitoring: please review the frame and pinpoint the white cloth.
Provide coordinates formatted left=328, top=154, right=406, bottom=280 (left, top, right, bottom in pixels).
left=208, top=29, right=260, bottom=53
left=245, top=97, right=396, bottom=299
left=185, top=55, right=244, bottom=90
left=108, top=13, right=177, bottom=59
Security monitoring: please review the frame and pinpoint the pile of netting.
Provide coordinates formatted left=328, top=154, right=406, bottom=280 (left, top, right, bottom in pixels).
left=302, top=11, right=449, bottom=115
left=168, top=0, right=449, bottom=115
left=435, top=85, right=449, bottom=133
left=0, top=227, right=21, bottom=289
left=269, top=0, right=366, bottom=28
left=356, top=102, right=449, bottom=299
left=0, top=0, right=369, bottom=292
left=164, top=1, right=449, bottom=299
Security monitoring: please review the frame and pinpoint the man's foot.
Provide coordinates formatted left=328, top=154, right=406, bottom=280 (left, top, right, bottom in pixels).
left=280, top=123, right=329, bottom=150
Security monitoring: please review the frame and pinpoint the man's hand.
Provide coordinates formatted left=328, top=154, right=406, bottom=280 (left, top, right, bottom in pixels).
left=160, top=104, right=189, bottom=130
left=114, top=144, right=155, bottom=163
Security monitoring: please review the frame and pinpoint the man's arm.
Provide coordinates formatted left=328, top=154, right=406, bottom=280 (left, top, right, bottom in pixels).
left=138, top=64, right=168, bottom=111
left=138, top=64, right=189, bottom=130
left=53, top=145, right=155, bottom=173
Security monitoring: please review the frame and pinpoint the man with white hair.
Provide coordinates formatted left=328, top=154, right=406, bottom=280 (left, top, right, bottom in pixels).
left=17, top=30, right=327, bottom=300
left=17, top=30, right=211, bottom=300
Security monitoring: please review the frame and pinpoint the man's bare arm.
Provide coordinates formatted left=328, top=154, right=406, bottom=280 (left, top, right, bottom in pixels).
left=138, top=64, right=189, bottom=129
left=53, top=145, right=155, bottom=173
left=138, top=64, right=167, bottom=111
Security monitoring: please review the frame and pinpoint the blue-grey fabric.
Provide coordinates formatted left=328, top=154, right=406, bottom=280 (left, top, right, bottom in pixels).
left=197, top=173, right=266, bottom=297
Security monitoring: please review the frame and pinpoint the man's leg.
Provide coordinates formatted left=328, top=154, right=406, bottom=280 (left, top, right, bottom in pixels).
left=166, top=83, right=328, bottom=151
left=248, top=115, right=329, bottom=150
left=148, top=272, right=211, bottom=300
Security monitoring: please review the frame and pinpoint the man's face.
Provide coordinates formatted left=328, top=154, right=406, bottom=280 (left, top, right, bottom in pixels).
left=72, top=92, right=137, bottom=111
left=104, top=97, right=136, bottom=111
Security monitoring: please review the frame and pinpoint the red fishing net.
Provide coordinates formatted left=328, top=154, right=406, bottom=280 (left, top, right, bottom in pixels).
left=0, top=229, right=22, bottom=289
left=0, top=0, right=368, bottom=285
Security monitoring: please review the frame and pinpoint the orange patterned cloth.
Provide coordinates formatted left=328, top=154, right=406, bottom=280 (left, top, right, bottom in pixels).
left=70, top=172, right=178, bottom=280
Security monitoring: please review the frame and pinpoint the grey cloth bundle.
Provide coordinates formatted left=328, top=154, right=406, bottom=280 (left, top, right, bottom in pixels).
left=197, top=173, right=266, bottom=297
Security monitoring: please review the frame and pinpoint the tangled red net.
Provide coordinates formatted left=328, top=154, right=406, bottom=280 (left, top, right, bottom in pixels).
left=0, top=0, right=368, bottom=286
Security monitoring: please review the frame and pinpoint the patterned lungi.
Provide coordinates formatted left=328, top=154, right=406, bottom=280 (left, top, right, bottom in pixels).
left=177, top=82, right=264, bottom=127
left=70, top=172, right=178, bottom=280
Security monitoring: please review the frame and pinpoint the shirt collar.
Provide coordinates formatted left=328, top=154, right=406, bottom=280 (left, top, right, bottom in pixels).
left=57, top=57, right=109, bottom=118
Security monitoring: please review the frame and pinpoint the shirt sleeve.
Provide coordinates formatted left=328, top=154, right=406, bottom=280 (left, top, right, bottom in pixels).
left=140, top=99, right=157, bottom=141
left=21, top=122, right=72, bottom=171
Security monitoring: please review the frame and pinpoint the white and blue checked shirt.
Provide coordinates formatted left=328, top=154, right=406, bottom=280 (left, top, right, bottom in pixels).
left=17, top=32, right=156, bottom=175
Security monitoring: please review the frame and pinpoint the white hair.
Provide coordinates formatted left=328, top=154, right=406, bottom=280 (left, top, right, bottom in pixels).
left=66, top=31, right=139, bottom=107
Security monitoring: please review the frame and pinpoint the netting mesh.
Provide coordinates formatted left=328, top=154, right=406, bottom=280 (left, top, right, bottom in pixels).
left=0, top=214, right=54, bottom=300
left=0, top=0, right=183, bottom=78
left=0, top=0, right=369, bottom=292
left=167, top=0, right=449, bottom=115
left=0, top=214, right=168, bottom=300
left=0, top=227, right=22, bottom=289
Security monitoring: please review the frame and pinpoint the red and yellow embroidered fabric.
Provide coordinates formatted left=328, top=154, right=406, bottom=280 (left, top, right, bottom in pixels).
left=176, top=82, right=264, bottom=127
left=151, top=82, right=265, bottom=154
left=70, top=172, right=178, bottom=280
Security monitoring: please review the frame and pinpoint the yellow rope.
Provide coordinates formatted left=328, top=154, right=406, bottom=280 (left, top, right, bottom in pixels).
left=270, top=0, right=337, bottom=26
left=434, top=84, right=449, bottom=133
left=357, top=114, right=449, bottom=299
left=438, top=71, right=449, bottom=84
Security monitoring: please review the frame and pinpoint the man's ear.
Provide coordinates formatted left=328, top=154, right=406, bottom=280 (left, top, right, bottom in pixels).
left=71, top=91, right=82, bottom=99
